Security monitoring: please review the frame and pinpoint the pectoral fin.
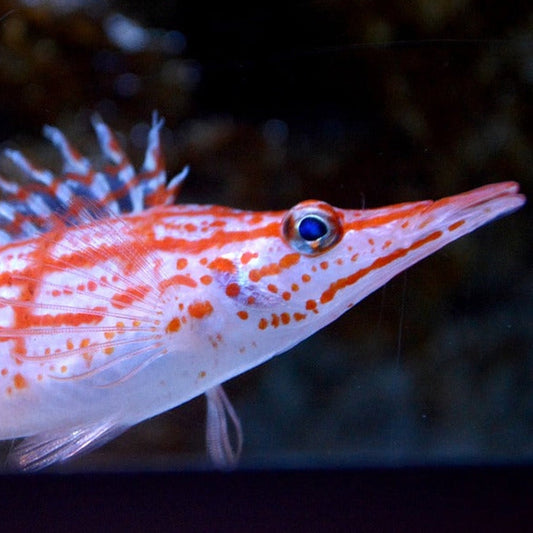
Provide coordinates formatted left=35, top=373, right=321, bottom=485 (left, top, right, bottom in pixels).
left=8, top=419, right=127, bottom=472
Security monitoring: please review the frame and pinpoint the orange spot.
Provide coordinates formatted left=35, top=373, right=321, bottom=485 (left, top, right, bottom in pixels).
left=271, top=314, right=280, bottom=328
left=24, top=307, right=106, bottom=329
left=198, top=371, right=206, bottom=379
left=401, top=221, right=409, bottom=228
left=249, top=270, right=260, bottom=282
left=87, top=280, right=97, bottom=291
left=293, top=312, right=306, bottom=321
left=60, top=365, right=67, bottom=374
left=321, top=289, right=335, bottom=304
left=13, top=343, right=27, bottom=357
left=111, top=286, right=150, bottom=309
left=448, top=220, right=465, bottom=231
left=166, top=317, right=181, bottom=333
left=282, top=291, right=291, bottom=301
left=225, top=283, right=241, bottom=297
left=301, top=274, right=311, bottom=283
left=184, top=223, right=197, bottom=232
left=279, top=253, right=300, bottom=269
left=159, top=274, right=197, bottom=290
left=335, top=258, right=343, bottom=265
left=80, top=338, right=90, bottom=348
left=351, top=253, right=359, bottom=262
left=249, top=262, right=281, bottom=282
left=66, top=339, right=74, bottom=350
left=52, top=289, right=61, bottom=297
left=291, top=283, right=299, bottom=292
left=368, top=238, right=375, bottom=245
left=104, top=331, right=115, bottom=340
left=208, top=257, right=236, bottom=274
left=320, top=261, right=329, bottom=270
left=237, top=310, right=248, bottom=320
left=241, top=251, right=258, bottom=264
left=176, top=258, right=188, bottom=270
left=188, top=301, right=214, bottom=319
left=104, top=347, right=114, bottom=356
left=382, top=240, right=392, bottom=250
left=305, top=300, right=317, bottom=311
left=77, top=283, right=86, bottom=291
left=258, top=318, right=268, bottom=330
left=1, top=368, right=8, bottom=376
left=37, top=374, right=43, bottom=381
left=210, top=220, right=226, bottom=227
left=133, top=320, right=141, bottom=327
left=418, top=217, right=433, bottom=229
left=82, top=353, right=93, bottom=365
left=280, top=312, right=290, bottom=325
left=200, top=275, right=213, bottom=285
left=13, top=373, right=27, bottom=389
left=267, top=284, right=278, bottom=294
left=200, top=257, right=208, bottom=265
left=247, top=296, right=256, bottom=305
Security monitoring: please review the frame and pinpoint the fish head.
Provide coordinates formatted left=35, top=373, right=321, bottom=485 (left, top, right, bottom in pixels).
left=208, top=181, right=524, bottom=353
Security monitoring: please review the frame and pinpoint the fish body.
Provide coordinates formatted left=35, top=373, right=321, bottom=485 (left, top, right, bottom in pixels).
left=0, top=114, right=525, bottom=469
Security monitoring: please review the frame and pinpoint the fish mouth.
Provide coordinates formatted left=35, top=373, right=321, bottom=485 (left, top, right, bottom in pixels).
left=320, top=181, right=525, bottom=313
left=424, top=181, right=526, bottom=230
left=433, top=181, right=525, bottom=212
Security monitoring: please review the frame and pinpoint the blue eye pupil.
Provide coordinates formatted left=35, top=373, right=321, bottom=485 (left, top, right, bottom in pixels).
left=298, top=216, right=328, bottom=241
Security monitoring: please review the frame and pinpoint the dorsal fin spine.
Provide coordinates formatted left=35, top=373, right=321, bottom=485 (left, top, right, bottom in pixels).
left=4, top=149, right=55, bottom=186
left=43, top=125, right=91, bottom=175
left=26, top=194, right=52, bottom=217
left=166, top=165, right=189, bottom=199
left=142, top=111, right=165, bottom=174
left=91, top=114, right=127, bottom=166
left=0, top=176, right=19, bottom=194
left=0, top=201, right=16, bottom=221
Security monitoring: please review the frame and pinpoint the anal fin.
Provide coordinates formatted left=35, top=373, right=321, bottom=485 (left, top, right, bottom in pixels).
left=8, top=419, right=127, bottom=472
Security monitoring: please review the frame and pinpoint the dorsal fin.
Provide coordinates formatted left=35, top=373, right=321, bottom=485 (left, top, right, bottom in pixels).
left=0, top=112, right=188, bottom=245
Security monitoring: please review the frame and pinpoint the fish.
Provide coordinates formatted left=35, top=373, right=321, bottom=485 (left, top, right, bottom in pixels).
left=0, top=112, right=525, bottom=471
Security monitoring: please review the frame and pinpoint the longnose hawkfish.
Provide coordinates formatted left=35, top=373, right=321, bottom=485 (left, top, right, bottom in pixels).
left=0, top=113, right=525, bottom=471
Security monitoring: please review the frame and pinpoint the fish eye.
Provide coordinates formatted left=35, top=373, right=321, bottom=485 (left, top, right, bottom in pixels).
left=282, top=201, right=343, bottom=254
left=298, top=215, right=328, bottom=241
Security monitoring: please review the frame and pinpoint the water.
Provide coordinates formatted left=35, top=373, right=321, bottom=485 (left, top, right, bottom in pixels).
left=0, top=0, right=530, bottom=471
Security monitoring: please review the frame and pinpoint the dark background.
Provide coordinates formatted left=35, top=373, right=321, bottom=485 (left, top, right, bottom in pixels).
left=0, top=0, right=530, bottom=473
